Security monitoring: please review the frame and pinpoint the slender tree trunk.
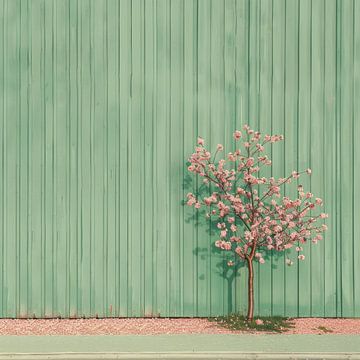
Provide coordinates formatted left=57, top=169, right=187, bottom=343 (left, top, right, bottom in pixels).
left=246, top=256, right=254, bottom=321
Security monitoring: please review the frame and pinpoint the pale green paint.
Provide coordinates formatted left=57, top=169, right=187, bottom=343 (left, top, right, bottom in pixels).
left=0, top=0, right=359, bottom=318
left=0, top=335, right=360, bottom=354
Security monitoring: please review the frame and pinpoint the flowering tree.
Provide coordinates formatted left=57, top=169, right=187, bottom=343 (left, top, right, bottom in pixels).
left=185, top=125, right=328, bottom=321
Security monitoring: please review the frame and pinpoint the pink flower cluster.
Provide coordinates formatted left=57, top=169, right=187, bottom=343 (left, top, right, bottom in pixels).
left=186, top=124, right=328, bottom=265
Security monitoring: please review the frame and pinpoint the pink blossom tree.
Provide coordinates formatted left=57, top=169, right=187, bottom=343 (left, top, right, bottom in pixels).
left=185, top=124, right=328, bottom=321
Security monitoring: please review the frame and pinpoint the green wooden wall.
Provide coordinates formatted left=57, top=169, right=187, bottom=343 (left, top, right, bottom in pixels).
left=0, top=0, right=359, bottom=318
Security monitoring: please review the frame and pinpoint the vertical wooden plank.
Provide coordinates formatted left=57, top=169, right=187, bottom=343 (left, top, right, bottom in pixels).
left=28, top=0, right=45, bottom=317
left=118, top=0, right=131, bottom=317
left=197, top=0, right=211, bottom=317
left=335, top=0, right=342, bottom=317
left=284, top=0, right=299, bottom=317
left=323, top=0, right=337, bottom=317
left=17, top=0, right=30, bottom=318
left=248, top=0, right=259, bottom=129
left=0, top=0, right=3, bottom=318
left=54, top=0, right=69, bottom=317
left=39, top=0, right=46, bottom=318
left=106, top=0, right=119, bottom=318
left=182, top=0, right=197, bottom=317
left=43, top=0, right=55, bottom=318
left=3, top=0, right=20, bottom=317
left=129, top=0, right=145, bottom=316
left=68, top=0, right=79, bottom=318
left=0, top=0, right=5, bottom=317
left=14, top=0, right=22, bottom=317
left=155, top=0, right=170, bottom=316
left=89, top=0, right=96, bottom=317
left=169, top=0, right=184, bottom=316
left=209, top=0, right=225, bottom=316
left=92, top=0, right=105, bottom=317
left=143, top=0, right=155, bottom=317
left=271, top=0, right=286, bottom=317
left=297, top=0, right=311, bottom=317
left=223, top=0, right=237, bottom=316
left=78, top=0, right=92, bottom=318
left=257, top=0, right=273, bottom=317
left=310, top=0, right=326, bottom=317
left=234, top=0, right=249, bottom=315
left=75, top=0, right=82, bottom=318
left=353, top=0, right=360, bottom=317
left=247, top=0, right=261, bottom=317
left=339, top=0, right=354, bottom=317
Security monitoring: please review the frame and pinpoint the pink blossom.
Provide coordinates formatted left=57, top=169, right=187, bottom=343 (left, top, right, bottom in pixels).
left=298, top=254, right=305, bottom=260
left=230, top=224, right=237, bottom=232
left=264, top=134, right=271, bottom=142
left=306, top=168, right=312, bottom=175
left=255, top=319, right=264, bottom=325
left=246, top=158, right=254, bottom=167
left=256, top=144, right=264, bottom=152
left=315, top=198, right=323, bottom=205
left=227, top=260, right=234, bottom=266
left=217, top=144, right=224, bottom=151
left=215, top=240, right=222, bottom=248
left=227, top=217, right=235, bottom=223
left=197, top=137, right=204, bottom=146
left=320, top=213, right=328, bottom=219
left=292, top=171, right=300, bottom=179
left=220, top=230, right=227, bottom=238
left=259, top=258, right=265, bottom=264
left=235, top=246, right=242, bottom=255
left=233, top=130, right=242, bottom=140
left=194, top=202, right=201, bottom=209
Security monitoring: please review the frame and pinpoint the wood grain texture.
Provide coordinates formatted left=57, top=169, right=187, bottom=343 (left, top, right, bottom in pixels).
left=0, top=0, right=358, bottom=318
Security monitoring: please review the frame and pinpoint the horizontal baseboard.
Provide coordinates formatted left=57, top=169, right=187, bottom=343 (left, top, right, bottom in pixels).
left=0, top=352, right=359, bottom=360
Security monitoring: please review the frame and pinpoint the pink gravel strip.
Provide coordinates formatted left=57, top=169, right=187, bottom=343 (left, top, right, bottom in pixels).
left=0, top=318, right=359, bottom=335
left=291, top=318, right=360, bottom=335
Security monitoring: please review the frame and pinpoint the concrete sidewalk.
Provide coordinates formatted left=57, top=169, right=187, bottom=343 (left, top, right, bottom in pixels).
left=0, top=334, right=359, bottom=359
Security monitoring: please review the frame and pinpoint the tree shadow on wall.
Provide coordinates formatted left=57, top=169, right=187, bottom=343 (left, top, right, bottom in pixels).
left=183, top=172, right=290, bottom=313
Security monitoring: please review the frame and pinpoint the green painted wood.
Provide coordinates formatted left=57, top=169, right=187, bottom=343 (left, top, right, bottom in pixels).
left=0, top=0, right=359, bottom=318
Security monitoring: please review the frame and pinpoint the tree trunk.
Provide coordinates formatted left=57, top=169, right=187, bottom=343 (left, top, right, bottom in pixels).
left=246, top=256, right=254, bottom=321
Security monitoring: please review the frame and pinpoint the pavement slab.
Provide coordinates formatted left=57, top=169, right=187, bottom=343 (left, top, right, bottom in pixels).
left=0, top=335, right=359, bottom=359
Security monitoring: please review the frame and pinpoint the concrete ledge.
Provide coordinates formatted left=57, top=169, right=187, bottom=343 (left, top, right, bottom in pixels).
left=0, top=352, right=359, bottom=360
left=0, top=335, right=359, bottom=359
